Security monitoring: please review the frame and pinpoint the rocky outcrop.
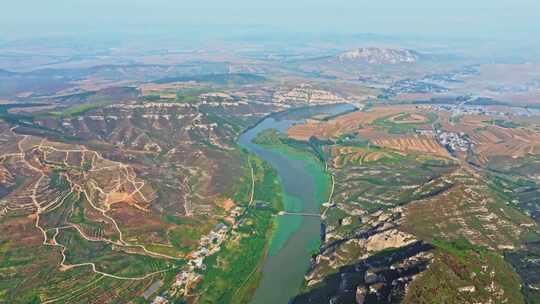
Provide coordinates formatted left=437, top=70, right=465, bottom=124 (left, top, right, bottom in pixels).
left=293, top=241, right=434, bottom=304
left=273, top=84, right=348, bottom=104
left=366, top=229, right=416, bottom=253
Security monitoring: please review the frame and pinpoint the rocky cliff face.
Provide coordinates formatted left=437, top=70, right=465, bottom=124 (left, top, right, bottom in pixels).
left=273, top=84, right=348, bottom=104
left=337, top=48, right=420, bottom=64
left=294, top=207, right=434, bottom=304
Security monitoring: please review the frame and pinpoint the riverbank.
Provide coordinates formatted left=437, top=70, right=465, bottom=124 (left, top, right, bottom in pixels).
left=186, top=102, right=346, bottom=303
left=265, top=144, right=331, bottom=256
left=194, top=156, right=284, bottom=304
left=237, top=104, right=353, bottom=304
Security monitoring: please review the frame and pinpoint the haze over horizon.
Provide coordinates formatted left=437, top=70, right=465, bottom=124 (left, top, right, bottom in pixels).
left=1, top=0, right=539, bottom=40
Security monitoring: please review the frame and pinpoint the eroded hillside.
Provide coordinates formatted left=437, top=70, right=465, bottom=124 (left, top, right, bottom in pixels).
left=284, top=103, right=540, bottom=304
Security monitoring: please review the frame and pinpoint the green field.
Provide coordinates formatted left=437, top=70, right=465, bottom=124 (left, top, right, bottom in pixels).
left=194, top=156, right=284, bottom=304
left=48, top=101, right=113, bottom=118
left=371, top=112, right=437, bottom=134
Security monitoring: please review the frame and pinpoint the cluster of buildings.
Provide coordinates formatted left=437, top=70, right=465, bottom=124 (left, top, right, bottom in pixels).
left=151, top=296, right=169, bottom=304
left=422, top=104, right=507, bottom=117
left=436, top=130, right=471, bottom=152
left=421, top=65, right=480, bottom=84
left=380, top=79, right=448, bottom=99
left=154, top=205, right=247, bottom=303
left=171, top=222, right=230, bottom=294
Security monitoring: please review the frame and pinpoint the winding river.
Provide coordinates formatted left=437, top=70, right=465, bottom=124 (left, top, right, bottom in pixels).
left=238, top=103, right=356, bottom=304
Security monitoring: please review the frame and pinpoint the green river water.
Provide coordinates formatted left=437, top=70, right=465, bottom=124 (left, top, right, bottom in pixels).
left=238, top=104, right=355, bottom=303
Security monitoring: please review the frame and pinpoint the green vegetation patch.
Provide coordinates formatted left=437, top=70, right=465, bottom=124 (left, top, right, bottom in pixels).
left=406, top=238, right=524, bottom=304
left=194, top=157, right=283, bottom=304
left=485, top=119, right=521, bottom=128
left=39, top=192, right=78, bottom=230
left=142, top=93, right=199, bottom=104
left=68, top=193, right=110, bottom=240
left=371, top=112, right=437, bottom=134
left=49, top=169, right=70, bottom=191
left=252, top=128, right=283, bottom=146
left=169, top=224, right=210, bottom=254
left=57, top=228, right=175, bottom=277
left=48, top=101, right=112, bottom=118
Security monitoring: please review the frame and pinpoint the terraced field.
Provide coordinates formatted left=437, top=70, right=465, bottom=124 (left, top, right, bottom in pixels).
left=0, top=92, right=284, bottom=303
left=284, top=104, right=540, bottom=304
left=1, top=82, right=539, bottom=303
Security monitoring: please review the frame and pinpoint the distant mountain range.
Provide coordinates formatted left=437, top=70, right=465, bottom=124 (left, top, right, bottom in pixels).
left=337, top=47, right=421, bottom=64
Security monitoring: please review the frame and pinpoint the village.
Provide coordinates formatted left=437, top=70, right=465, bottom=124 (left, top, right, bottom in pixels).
left=436, top=130, right=471, bottom=152
left=152, top=204, right=246, bottom=303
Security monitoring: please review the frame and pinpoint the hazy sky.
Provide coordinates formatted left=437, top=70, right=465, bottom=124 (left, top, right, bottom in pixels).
left=1, top=0, right=539, bottom=39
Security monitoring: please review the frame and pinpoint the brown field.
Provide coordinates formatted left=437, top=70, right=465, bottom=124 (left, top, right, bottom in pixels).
left=394, top=93, right=436, bottom=101
left=330, top=147, right=384, bottom=168
left=329, top=146, right=410, bottom=168
left=110, top=204, right=174, bottom=245
left=66, top=78, right=133, bottom=93
left=287, top=105, right=421, bottom=140
left=388, top=113, right=429, bottom=124
left=472, top=127, right=540, bottom=159
left=441, top=114, right=540, bottom=160
left=138, top=82, right=197, bottom=96
left=371, top=135, right=449, bottom=157
left=287, top=105, right=449, bottom=157
left=288, top=102, right=540, bottom=163
left=107, top=191, right=139, bottom=207
left=7, top=105, right=59, bottom=114
left=218, top=198, right=236, bottom=211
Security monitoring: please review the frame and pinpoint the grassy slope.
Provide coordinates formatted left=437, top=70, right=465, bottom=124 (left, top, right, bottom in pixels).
left=406, top=239, right=524, bottom=304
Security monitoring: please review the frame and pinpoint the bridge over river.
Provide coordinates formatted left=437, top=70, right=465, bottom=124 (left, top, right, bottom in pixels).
left=277, top=211, right=321, bottom=218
